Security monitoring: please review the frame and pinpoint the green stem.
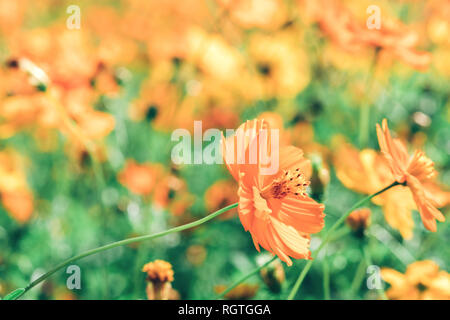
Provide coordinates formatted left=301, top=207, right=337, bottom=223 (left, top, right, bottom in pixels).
left=322, top=245, right=330, bottom=300
left=362, top=246, right=388, bottom=300
left=358, top=103, right=370, bottom=148
left=350, top=258, right=366, bottom=298
left=287, top=181, right=401, bottom=300
left=217, top=256, right=277, bottom=299
left=328, top=226, right=351, bottom=242
left=358, top=47, right=379, bottom=148
left=10, top=203, right=238, bottom=300
left=91, top=154, right=110, bottom=299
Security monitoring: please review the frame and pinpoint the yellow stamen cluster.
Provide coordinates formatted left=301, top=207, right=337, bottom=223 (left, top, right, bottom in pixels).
left=264, top=168, right=309, bottom=199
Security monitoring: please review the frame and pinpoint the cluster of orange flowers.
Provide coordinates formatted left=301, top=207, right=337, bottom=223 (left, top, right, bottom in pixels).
left=302, top=0, right=432, bottom=70
left=1, top=0, right=448, bottom=221
left=118, top=160, right=194, bottom=217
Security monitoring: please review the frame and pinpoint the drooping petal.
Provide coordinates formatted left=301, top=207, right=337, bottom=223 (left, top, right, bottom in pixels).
left=263, top=224, right=294, bottom=266
left=270, top=217, right=311, bottom=259
left=381, top=188, right=415, bottom=240
left=423, top=181, right=450, bottom=208
left=249, top=217, right=311, bottom=266
left=406, top=173, right=445, bottom=232
left=269, top=195, right=325, bottom=234
left=248, top=210, right=273, bottom=255
left=237, top=182, right=316, bottom=265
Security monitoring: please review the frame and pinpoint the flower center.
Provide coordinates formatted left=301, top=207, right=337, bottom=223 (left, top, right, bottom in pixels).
left=416, top=282, right=427, bottom=292
left=261, top=168, right=310, bottom=199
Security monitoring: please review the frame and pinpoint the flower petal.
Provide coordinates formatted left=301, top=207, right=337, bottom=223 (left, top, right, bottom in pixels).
left=407, top=174, right=445, bottom=232
left=376, top=119, right=409, bottom=182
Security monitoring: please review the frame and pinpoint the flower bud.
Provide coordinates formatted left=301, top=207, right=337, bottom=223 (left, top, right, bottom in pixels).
left=309, top=154, right=330, bottom=202
left=260, top=259, right=285, bottom=293
left=214, top=283, right=259, bottom=299
left=142, top=260, right=176, bottom=300
left=346, top=208, right=371, bottom=236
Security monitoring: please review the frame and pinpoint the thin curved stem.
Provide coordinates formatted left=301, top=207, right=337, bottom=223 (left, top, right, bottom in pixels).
left=9, top=203, right=238, bottom=300
left=50, top=87, right=110, bottom=297
left=287, top=181, right=401, bottom=300
left=358, top=47, right=380, bottom=148
left=217, top=256, right=278, bottom=299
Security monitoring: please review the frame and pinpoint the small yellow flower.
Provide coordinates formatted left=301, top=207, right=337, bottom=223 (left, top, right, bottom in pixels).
left=142, top=260, right=174, bottom=283
left=142, top=260, right=177, bottom=300
left=382, top=260, right=450, bottom=300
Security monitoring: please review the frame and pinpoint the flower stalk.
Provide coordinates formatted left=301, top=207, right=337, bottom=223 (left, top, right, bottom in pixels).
left=6, top=203, right=238, bottom=300
left=217, top=256, right=278, bottom=299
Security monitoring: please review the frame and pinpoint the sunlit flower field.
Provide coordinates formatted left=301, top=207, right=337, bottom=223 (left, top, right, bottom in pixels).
left=0, top=0, right=449, bottom=300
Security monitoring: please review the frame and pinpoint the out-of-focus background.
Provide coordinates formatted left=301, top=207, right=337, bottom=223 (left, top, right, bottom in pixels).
left=0, top=0, right=448, bottom=300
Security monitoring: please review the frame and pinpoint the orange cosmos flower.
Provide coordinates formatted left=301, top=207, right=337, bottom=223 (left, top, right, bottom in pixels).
left=354, top=17, right=432, bottom=70
left=129, top=82, right=179, bottom=132
left=0, top=149, right=34, bottom=223
left=246, top=32, right=310, bottom=99
left=204, top=179, right=238, bottom=219
left=75, top=109, right=115, bottom=141
left=222, top=119, right=325, bottom=266
left=200, top=106, right=239, bottom=131
left=304, top=0, right=431, bottom=70
left=118, top=160, right=164, bottom=196
left=382, top=260, right=450, bottom=300
left=377, top=119, right=445, bottom=232
left=153, top=173, right=195, bottom=216
left=1, top=190, right=34, bottom=224
left=333, top=141, right=449, bottom=239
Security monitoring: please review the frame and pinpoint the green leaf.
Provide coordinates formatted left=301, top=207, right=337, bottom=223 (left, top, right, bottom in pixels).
left=3, top=288, right=26, bottom=300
